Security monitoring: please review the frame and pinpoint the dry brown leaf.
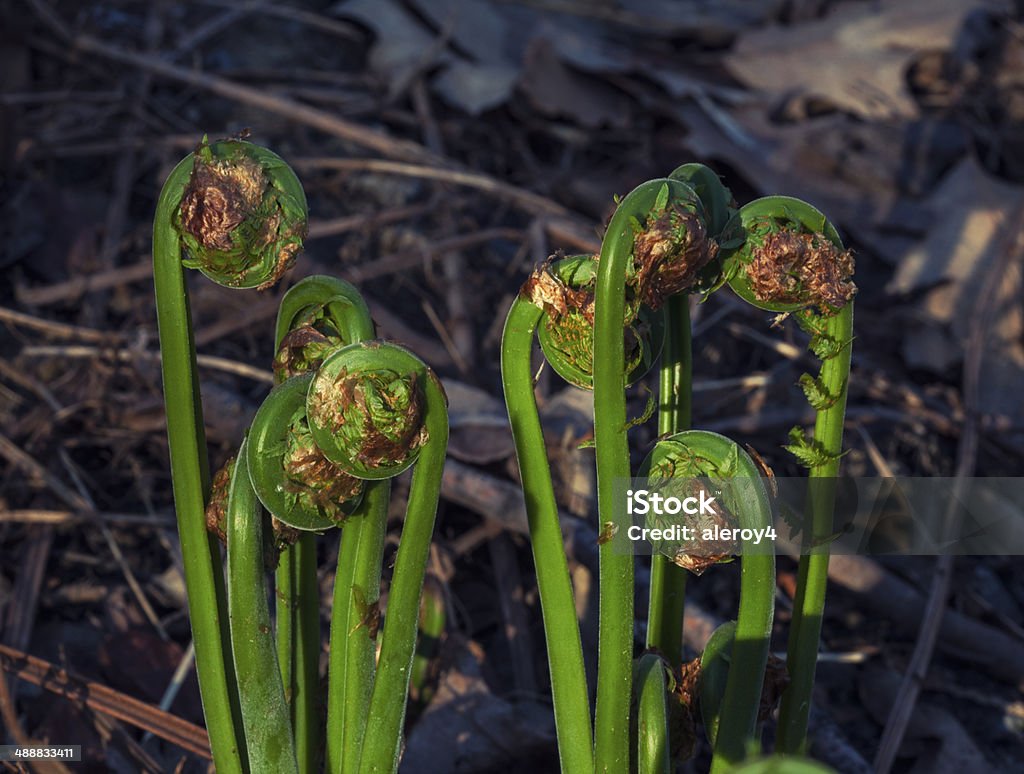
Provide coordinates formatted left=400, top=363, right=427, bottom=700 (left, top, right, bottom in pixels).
left=677, top=100, right=912, bottom=259
left=442, top=379, right=514, bottom=464
left=725, top=0, right=1004, bottom=119
left=889, top=158, right=1024, bottom=430
left=402, top=635, right=555, bottom=772
left=332, top=0, right=452, bottom=92
left=433, top=61, right=520, bottom=115
left=520, top=38, right=632, bottom=129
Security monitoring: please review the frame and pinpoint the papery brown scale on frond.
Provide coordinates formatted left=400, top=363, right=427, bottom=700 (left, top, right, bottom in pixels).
left=273, top=325, right=339, bottom=381
left=352, top=375, right=428, bottom=469
left=205, top=456, right=235, bottom=544
left=747, top=230, right=856, bottom=310
left=179, top=157, right=266, bottom=252
left=758, top=654, right=790, bottom=723
left=523, top=261, right=596, bottom=322
left=633, top=206, right=717, bottom=309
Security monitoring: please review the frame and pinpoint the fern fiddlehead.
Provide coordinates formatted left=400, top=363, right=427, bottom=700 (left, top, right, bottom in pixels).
left=154, top=136, right=308, bottom=772
left=501, top=295, right=596, bottom=773
left=263, top=275, right=381, bottom=774
left=719, top=197, right=855, bottom=755
left=646, top=163, right=734, bottom=669
left=640, top=432, right=775, bottom=771
left=593, top=178, right=715, bottom=772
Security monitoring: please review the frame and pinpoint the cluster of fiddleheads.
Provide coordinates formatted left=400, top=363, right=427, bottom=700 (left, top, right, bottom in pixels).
left=154, top=138, right=448, bottom=774
left=156, top=135, right=852, bottom=773
left=502, top=161, right=854, bottom=772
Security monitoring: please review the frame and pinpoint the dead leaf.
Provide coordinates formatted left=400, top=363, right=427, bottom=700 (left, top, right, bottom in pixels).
left=585, top=0, right=788, bottom=44
left=726, top=0, right=1003, bottom=119
left=520, top=38, right=632, bottom=129
left=676, top=100, right=916, bottom=261
left=404, top=0, right=513, bottom=66
left=539, top=387, right=597, bottom=518
left=402, top=634, right=556, bottom=772
left=433, top=61, right=520, bottom=115
left=443, top=379, right=514, bottom=464
left=889, top=158, right=1023, bottom=297
left=889, top=158, right=1024, bottom=429
left=332, top=0, right=452, bottom=93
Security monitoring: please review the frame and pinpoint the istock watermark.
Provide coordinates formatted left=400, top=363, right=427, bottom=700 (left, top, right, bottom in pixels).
left=610, top=477, right=1024, bottom=560
left=624, top=488, right=777, bottom=546
left=626, top=487, right=720, bottom=516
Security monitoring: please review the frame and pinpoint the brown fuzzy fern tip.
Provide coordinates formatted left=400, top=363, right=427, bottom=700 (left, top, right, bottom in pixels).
left=204, top=456, right=234, bottom=544
left=747, top=230, right=856, bottom=311
left=632, top=205, right=718, bottom=309
left=178, top=154, right=266, bottom=253
left=522, top=257, right=596, bottom=323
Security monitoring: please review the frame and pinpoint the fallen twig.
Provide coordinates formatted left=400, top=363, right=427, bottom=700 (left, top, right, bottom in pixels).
left=343, top=228, right=524, bottom=283
left=16, top=260, right=152, bottom=307
left=0, top=643, right=211, bottom=759
left=0, top=509, right=174, bottom=526
left=21, top=345, right=275, bottom=384
left=292, top=158, right=571, bottom=219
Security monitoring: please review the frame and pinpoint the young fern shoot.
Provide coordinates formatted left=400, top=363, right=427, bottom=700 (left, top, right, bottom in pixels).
left=251, top=283, right=449, bottom=774
left=225, top=442, right=299, bottom=774
left=592, top=178, right=717, bottom=772
left=647, top=163, right=735, bottom=668
left=501, top=297, right=597, bottom=773
left=153, top=137, right=308, bottom=772
left=717, top=197, right=855, bottom=754
left=639, top=432, right=775, bottom=771
left=157, top=138, right=449, bottom=774
left=503, top=164, right=852, bottom=773
left=267, top=275, right=376, bottom=774
left=312, top=342, right=449, bottom=774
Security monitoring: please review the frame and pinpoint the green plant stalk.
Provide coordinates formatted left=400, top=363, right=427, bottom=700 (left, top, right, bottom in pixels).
left=275, top=275, right=378, bottom=774
left=729, top=756, right=834, bottom=773
left=275, top=550, right=295, bottom=727
left=644, top=432, right=774, bottom=770
left=708, top=532, right=775, bottom=771
left=275, top=534, right=321, bottom=772
left=699, top=621, right=735, bottom=748
left=636, top=654, right=671, bottom=774
left=325, top=480, right=389, bottom=774
left=409, top=575, right=446, bottom=708
left=154, top=154, right=246, bottom=772
left=710, top=488, right=776, bottom=767
left=594, top=179, right=684, bottom=772
left=647, top=294, right=692, bottom=666
left=273, top=277, right=374, bottom=773
left=227, top=441, right=299, bottom=774
left=274, top=275, right=373, bottom=352
left=501, top=298, right=595, bottom=774
left=358, top=371, right=448, bottom=774
left=776, top=304, right=854, bottom=754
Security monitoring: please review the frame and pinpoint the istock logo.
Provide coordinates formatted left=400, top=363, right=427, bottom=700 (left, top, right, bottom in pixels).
left=625, top=488, right=718, bottom=516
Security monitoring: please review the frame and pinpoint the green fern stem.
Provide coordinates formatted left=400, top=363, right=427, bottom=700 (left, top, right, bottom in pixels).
left=326, top=480, right=389, bottom=774
left=501, top=297, right=596, bottom=774
left=776, top=303, right=854, bottom=753
left=593, top=178, right=696, bottom=772
left=153, top=153, right=247, bottom=772
left=346, top=344, right=448, bottom=773
left=226, top=442, right=299, bottom=774
left=647, top=293, right=692, bottom=667
left=270, top=275, right=375, bottom=774
left=636, top=654, right=672, bottom=774
left=274, top=534, right=321, bottom=772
